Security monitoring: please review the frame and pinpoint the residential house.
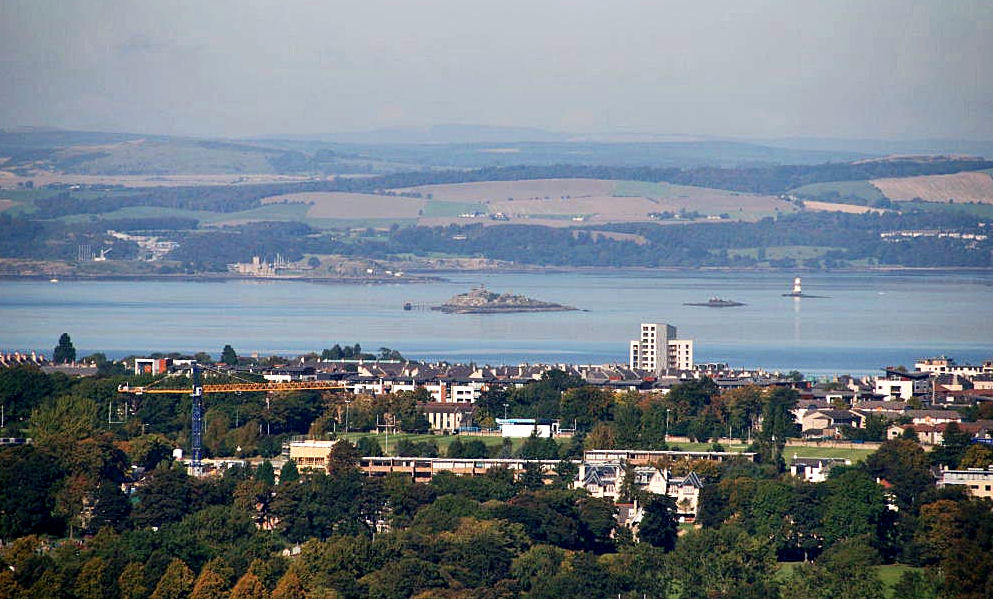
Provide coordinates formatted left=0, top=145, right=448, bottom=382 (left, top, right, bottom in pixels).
left=874, top=369, right=931, bottom=401
left=789, top=457, right=851, bottom=483
left=575, top=461, right=704, bottom=520
left=421, top=402, right=475, bottom=434
left=800, top=409, right=865, bottom=439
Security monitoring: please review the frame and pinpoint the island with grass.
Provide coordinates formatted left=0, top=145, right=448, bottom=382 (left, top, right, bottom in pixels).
left=433, top=285, right=578, bottom=314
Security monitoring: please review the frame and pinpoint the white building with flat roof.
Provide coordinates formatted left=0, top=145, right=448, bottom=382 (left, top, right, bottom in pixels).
left=629, top=323, right=693, bottom=374
left=496, top=418, right=559, bottom=438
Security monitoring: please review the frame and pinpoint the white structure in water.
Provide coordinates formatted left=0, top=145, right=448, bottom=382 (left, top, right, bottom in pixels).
left=629, top=323, right=694, bottom=374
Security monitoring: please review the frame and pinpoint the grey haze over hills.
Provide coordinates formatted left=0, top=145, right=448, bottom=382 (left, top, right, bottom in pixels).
left=4, top=126, right=993, bottom=174
left=2, top=1, right=990, bottom=141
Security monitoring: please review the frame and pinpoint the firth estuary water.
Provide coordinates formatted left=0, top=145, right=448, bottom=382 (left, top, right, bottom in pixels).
left=1, top=270, right=991, bottom=378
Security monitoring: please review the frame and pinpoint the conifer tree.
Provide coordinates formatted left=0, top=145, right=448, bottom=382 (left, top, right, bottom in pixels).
left=74, top=557, right=109, bottom=599
left=191, top=567, right=230, bottom=599
left=150, top=559, right=195, bottom=599
left=53, top=332, right=76, bottom=364
left=229, top=572, right=268, bottom=599
left=118, top=563, right=147, bottom=599
left=279, top=460, right=300, bottom=485
left=271, top=569, right=306, bottom=599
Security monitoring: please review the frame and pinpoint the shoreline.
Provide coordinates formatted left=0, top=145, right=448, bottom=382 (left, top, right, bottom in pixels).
left=3, top=265, right=992, bottom=285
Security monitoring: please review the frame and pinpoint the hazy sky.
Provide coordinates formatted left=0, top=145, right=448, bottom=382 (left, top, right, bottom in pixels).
left=1, top=0, right=990, bottom=139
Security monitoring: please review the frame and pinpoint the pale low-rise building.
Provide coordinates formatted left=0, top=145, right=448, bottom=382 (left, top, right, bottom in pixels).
left=288, top=439, right=338, bottom=470
left=939, top=468, right=993, bottom=499
left=421, top=402, right=475, bottom=433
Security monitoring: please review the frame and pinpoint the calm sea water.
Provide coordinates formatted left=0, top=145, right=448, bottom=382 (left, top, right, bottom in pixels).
left=1, top=270, right=991, bottom=378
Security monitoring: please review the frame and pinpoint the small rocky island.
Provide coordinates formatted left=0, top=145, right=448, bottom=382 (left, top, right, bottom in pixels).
left=433, top=285, right=578, bottom=314
left=684, top=297, right=746, bottom=308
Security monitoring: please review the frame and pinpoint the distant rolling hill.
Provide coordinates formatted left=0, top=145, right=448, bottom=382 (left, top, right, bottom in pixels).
left=1, top=127, right=874, bottom=181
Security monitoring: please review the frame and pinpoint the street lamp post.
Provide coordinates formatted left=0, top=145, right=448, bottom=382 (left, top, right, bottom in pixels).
left=344, top=400, right=351, bottom=436
left=503, top=403, right=509, bottom=419
left=664, top=408, right=671, bottom=444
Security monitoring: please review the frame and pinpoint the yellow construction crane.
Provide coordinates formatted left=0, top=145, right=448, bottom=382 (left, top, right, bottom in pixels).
left=118, top=380, right=348, bottom=395
left=117, top=362, right=348, bottom=475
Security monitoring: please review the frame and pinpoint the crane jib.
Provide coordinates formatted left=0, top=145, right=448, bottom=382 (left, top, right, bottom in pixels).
left=117, top=381, right=348, bottom=394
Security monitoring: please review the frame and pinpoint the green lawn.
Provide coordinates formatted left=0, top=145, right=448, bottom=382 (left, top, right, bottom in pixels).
left=335, top=434, right=877, bottom=463
left=896, top=200, right=993, bottom=219
left=338, top=432, right=523, bottom=455
left=790, top=180, right=886, bottom=205
left=776, top=563, right=921, bottom=597
left=782, top=445, right=877, bottom=462
left=876, top=565, right=922, bottom=598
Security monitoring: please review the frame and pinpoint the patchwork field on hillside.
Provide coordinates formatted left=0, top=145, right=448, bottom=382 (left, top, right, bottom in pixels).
left=790, top=179, right=887, bottom=206
left=263, top=192, right=427, bottom=219
left=802, top=200, right=886, bottom=214
left=394, top=178, right=794, bottom=225
left=871, top=171, right=993, bottom=204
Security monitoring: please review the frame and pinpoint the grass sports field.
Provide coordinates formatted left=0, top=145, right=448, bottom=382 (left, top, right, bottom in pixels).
left=335, top=433, right=877, bottom=463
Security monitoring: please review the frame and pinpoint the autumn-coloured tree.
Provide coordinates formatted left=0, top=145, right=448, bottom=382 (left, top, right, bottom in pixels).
left=150, top=559, right=195, bottom=599
left=229, top=572, right=268, bottom=599
left=74, top=557, right=110, bottom=599
left=191, top=563, right=231, bottom=599
left=271, top=569, right=306, bottom=599
left=118, top=562, right=147, bottom=599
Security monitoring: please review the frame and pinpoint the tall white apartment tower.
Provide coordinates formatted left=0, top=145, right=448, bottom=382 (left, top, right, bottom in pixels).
left=629, top=323, right=694, bottom=374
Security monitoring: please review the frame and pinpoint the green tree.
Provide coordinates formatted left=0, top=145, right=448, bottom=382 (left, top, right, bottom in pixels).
left=638, top=495, right=678, bottom=551
left=560, top=386, right=614, bottom=430
left=613, top=399, right=643, bottom=447
left=90, top=480, right=131, bottom=532
left=930, top=422, right=973, bottom=468
left=131, top=464, right=193, bottom=528
left=959, top=444, right=993, bottom=469
left=671, top=525, right=778, bottom=599
left=150, top=559, right=195, bottom=599
left=53, top=332, right=76, bottom=364
left=389, top=389, right=431, bottom=433
left=279, top=460, right=299, bottom=485
left=75, top=557, right=111, bottom=599
left=510, top=544, right=566, bottom=592
left=359, top=557, right=446, bottom=599
left=220, top=345, right=238, bottom=366
left=255, top=460, right=275, bottom=486
left=0, top=446, right=63, bottom=540
left=820, top=469, right=886, bottom=545
left=781, top=561, right=884, bottom=599
left=355, top=436, right=383, bottom=457
left=892, top=569, right=941, bottom=599
left=27, top=394, right=99, bottom=449
left=864, top=439, right=932, bottom=510
left=760, top=387, right=799, bottom=442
